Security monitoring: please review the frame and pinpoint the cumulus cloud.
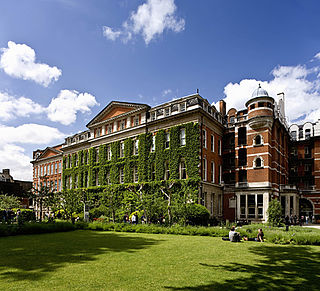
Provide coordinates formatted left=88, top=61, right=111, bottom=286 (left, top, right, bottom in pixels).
left=0, top=124, right=65, bottom=180
left=314, top=52, right=320, bottom=60
left=0, top=91, right=45, bottom=121
left=103, top=0, right=185, bottom=44
left=0, top=41, right=62, bottom=87
left=0, top=89, right=98, bottom=125
left=47, top=89, right=99, bottom=125
left=219, top=63, right=320, bottom=123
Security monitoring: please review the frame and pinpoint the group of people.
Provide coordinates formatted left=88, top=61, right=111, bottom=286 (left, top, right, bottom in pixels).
left=285, top=214, right=314, bottom=226
left=224, top=226, right=264, bottom=242
left=123, top=213, right=146, bottom=224
left=1, top=209, right=21, bottom=224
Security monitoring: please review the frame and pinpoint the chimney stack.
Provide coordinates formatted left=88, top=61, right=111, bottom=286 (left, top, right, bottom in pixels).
left=219, top=100, right=226, bottom=116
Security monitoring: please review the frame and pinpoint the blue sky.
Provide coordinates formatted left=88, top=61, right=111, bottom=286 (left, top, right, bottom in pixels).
left=1, top=0, right=320, bottom=180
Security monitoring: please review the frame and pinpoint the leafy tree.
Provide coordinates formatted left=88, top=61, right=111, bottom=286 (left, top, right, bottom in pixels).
left=30, top=179, right=55, bottom=221
left=0, top=194, right=20, bottom=209
left=267, top=199, right=283, bottom=227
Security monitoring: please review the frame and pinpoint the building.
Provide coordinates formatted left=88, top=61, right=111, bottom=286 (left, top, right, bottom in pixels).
left=31, top=86, right=320, bottom=222
left=288, top=121, right=320, bottom=217
left=0, top=169, right=32, bottom=208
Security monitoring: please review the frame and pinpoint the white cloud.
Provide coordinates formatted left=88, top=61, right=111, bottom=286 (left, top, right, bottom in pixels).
left=0, top=124, right=65, bottom=180
left=162, top=89, right=172, bottom=96
left=0, top=91, right=45, bottom=121
left=219, top=63, right=320, bottom=123
left=47, top=89, right=98, bottom=125
left=0, top=41, right=62, bottom=87
left=0, top=89, right=98, bottom=125
left=314, top=52, right=320, bottom=60
left=103, top=0, right=185, bottom=44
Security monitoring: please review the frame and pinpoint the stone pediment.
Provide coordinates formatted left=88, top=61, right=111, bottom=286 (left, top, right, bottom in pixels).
left=86, top=101, right=149, bottom=128
left=37, top=147, right=62, bottom=160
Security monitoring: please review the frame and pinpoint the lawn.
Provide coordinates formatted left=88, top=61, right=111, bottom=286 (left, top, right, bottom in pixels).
left=0, top=230, right=319, bottom=290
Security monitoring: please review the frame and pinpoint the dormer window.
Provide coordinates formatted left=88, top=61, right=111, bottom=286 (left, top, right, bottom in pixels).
left=165, top=107, right=170, bottom=116
left=180, top=103, right=186, bottom=112
left=107, top=125, right=112, bottom=134
left=134, top=117, right=139, bottom=126
left=120, top=121, right=125, bottom=130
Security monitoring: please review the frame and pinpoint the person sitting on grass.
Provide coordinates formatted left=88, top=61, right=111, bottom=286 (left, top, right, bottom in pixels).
left=257, top=228, right=264, bottom=242
left=229, top=225, right=241, bottom=242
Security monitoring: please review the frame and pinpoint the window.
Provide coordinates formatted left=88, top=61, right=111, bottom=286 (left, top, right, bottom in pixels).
left=55, top=163, right=58, bottom=173
left=238, top=127, right=247, bottom=145
left=219, top=165, right=222, bottom=184
left=305, top=129, right=311, bottom=139
left=134, top=166, right=139, bottom=182
left=238, top=148, right=247, bottom=166
left=134, top=140, right=139, bottom=155
left=203, top=158, right=207, bottom=181
left=180, top=128, right=186, bottom=146
left=211, top=135, right=215, bottom=152
left=107, top=145, right=112, bottom=160
left=165, top=133, right=170, bottom=149
left=107, top=125, right=112, bottom=134
left=305, top=147, right=311, bottom=158
left=218, top=140, right=221, bottom=155
left=120, top=168, right=124, bottom=184
left=75, top=154, right=78, bottom=166
left=151, top=112, right=156, bottom=121
left=96, top=148, right=99, bottom=163
left=134, top=117, right=139, bottom=126
left=210, top=194, right=214, bottom=215
left=230, top=116, right=235, bottom=123
left=211, top=161, right=215, bottom=183
left=95, top=171, right=99, bottom=186
left=120, top=142, right=124, bottom=157
left=248, top=195, right=255, bottom=218
left=258, top=102, right=264, bottom=107
left=180, top=103, right=186, bottom=112
left=151, top=135, right=155, bottom=152
left=203, top=129, right=207, bottom=148
left=164, top=161, right=170, bottom=180
left=180, top=159, right=186, bottom=179
left=120, top=121, right=125, bottom=130
left=254, top=135, right=262, bottom=145
left=255, top=157, right=262, bottom=168
left=165, top=107, right=170, bottom=116
left=250, top=104, right=255, bottom=110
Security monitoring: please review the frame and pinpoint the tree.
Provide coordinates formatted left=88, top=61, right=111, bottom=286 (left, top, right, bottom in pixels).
left=55, top=189, right=84, bottom=220
left=0, top=194, right=20, bottom=209
left=267, top=199, right=283, bottom=227
left=30, top=179, right=55, bottom=221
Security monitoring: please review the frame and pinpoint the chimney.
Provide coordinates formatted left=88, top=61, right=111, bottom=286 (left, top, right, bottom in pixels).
left=219, top=100, right=226, bottom=116
left=3, top=169, right=10, bottom=176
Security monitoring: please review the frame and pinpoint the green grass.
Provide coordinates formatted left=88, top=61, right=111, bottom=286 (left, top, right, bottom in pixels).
left=0, top=231, right=320, bottom=290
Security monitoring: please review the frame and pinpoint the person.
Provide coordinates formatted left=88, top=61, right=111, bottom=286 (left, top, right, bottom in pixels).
left=123, top=214, right=128, bottom=223
left=131, top=213, right=137, bottom=224
left=306, top=216, right=309, bottom=225
left=257, top=228, right=264, bottom=242
left=229, top=226, right=240, bottom=242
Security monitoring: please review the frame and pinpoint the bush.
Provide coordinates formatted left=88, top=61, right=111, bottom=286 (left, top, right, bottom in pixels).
left=186, top=204, right=210, bottom=226
left=0, top=221, right=78, bottom=237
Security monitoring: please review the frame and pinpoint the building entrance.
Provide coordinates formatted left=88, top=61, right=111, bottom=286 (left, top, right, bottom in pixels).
left=299, top=198, right=313, bottom=217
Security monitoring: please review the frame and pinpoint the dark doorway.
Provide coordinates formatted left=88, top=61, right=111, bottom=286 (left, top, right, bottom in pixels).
left=299, top=198, right=313, bottom=217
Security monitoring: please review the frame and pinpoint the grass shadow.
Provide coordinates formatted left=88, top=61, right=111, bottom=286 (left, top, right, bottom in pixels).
left=165, top=244, right=320, bottom=290
left=0, top=230, right=160, bottom=282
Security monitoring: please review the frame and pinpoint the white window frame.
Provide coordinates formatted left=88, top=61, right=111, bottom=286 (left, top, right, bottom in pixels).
left=120, top=142, right=125, bottom=158
left=203, top=129, right=207, bottom=148
left=165, top=132, right=170, bottom=149
left=179, top=159, right=187, bottom=179
left=120, top=168, right=124, bottom=184
left=211, top=161, right=215, bottom=183
left=180, top=128, right=186, bottom=146
left=218, top=139, right=222, bottom=155
left=211, top=135, right=215, bottom=152
left=151, top=135, right=156, bottom=152
left=203, top=158, right=207, bottom=181
left=134, top=140, right=139, bottom=155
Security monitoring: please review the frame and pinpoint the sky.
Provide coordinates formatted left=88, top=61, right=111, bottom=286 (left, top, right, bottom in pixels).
left=1, top=0, right=320, bottom=181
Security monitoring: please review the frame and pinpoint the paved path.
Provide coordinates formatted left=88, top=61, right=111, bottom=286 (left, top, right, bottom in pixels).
left=303, top=225, right=320, bottom=229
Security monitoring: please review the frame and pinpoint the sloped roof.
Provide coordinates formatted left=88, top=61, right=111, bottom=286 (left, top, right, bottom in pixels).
left=86, top=101, right=150, bottom=128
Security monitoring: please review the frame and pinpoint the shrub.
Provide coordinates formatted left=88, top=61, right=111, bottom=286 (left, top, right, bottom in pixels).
left=267, top=199, right=283, bottom=227
left=186, top=204, right=210, bottom=226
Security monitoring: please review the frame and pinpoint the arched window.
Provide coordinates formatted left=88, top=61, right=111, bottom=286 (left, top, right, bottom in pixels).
left=256, top=157, right=261, bottom=167
left=254, top=134, right=263, bottom=146
left=254, top=156, right=263, bottom=168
